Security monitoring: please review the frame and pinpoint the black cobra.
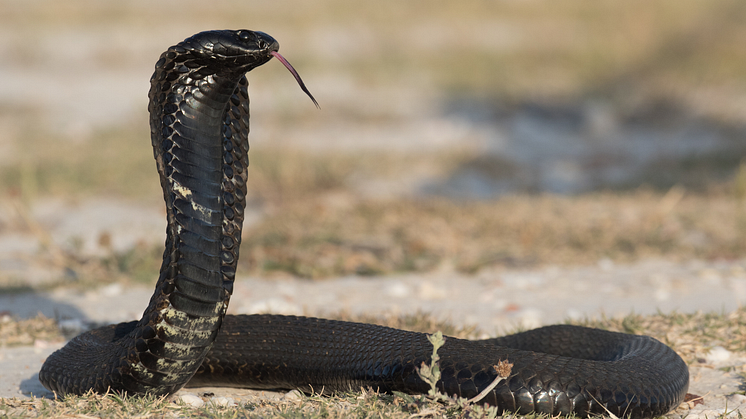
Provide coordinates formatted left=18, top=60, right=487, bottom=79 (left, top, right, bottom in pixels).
left=38, top=30, right=689, bottom=418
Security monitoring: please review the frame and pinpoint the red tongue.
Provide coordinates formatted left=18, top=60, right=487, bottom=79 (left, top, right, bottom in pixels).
left=270, top=51, right=320, bottom=109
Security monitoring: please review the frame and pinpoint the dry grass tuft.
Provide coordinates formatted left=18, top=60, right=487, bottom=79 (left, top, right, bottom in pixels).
left=241, top=189, right=746, bottom=278
left=0, top=389, right=523, bottom=419
left=0, top=314, right=62, bottom=348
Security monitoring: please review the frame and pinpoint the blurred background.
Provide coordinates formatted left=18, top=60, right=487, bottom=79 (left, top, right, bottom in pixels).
left=1, top=0, right=745, bottom=285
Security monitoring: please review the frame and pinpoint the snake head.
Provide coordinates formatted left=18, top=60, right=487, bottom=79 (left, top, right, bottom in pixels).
left=177, top=29, right=279, bottom=75
left=166, top=30, right=318, bottom=107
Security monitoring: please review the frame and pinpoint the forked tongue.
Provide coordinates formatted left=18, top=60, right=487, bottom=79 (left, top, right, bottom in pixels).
left=270, top=51, right=320, bottom=109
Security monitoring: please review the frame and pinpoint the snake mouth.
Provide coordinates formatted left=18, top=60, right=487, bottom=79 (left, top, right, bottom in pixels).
left=270, top=51, right=320, bottom=109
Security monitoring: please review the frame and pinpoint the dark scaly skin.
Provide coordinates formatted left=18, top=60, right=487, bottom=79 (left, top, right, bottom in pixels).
left=193, top=316, right=688, bottom=418
left=38, top=30, right=689, bottom=418
left=39, top=29, right=270, bottom=395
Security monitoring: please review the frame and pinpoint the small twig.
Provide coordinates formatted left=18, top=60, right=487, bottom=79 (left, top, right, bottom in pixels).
left=684, top=391, right=707, bottom=408
left=466, top=360, right=512, bottom=404
left=587, top=391, right=620, bottom=419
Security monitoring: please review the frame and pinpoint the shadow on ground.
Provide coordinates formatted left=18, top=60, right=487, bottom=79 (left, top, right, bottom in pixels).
left=425, top=97, right=746, bottom=198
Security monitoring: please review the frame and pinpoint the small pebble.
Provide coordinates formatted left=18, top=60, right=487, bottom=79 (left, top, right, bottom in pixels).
left=34, top=340, right=51, bottom=349
left=597, top=258, right=614, bottom=271
left=283, top=390, right=302, bottom=401
left=386, top=282, right=410, bottom=298
left=58, top=318, right=85, bottom=336
left=726, top=393, right=746, bottom=405
left=418, top=281, right=447, bottom=300
left=245, top=298, right=302, bottom=316
left=706, top=346, right=731, bottom=364
left=179, top=394, right=204, bottom=408
left=209, top=396, right=236, bottom=407
left=100, top=283, right=123, bottom=297
left=565, top=308, right=583, bottom=320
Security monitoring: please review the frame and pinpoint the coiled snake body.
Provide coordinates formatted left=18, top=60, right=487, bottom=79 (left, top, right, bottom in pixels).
left=38, top=30, right=689, bottom=418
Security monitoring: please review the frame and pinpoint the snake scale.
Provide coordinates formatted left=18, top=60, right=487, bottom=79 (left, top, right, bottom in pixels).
left=38, top=30, right=689, bottom=418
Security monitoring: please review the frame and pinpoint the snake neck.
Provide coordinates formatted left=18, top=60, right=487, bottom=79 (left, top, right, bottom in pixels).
left=116, top=44, right=252, bottom=394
